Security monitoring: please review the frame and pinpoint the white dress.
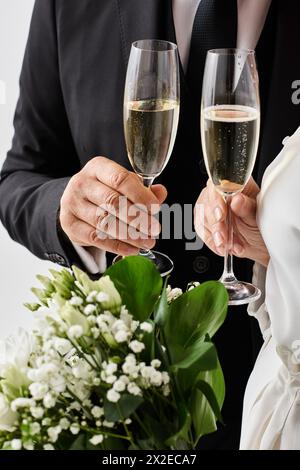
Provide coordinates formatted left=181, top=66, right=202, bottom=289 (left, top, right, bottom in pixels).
left=240, top=127, right=300, bottom=450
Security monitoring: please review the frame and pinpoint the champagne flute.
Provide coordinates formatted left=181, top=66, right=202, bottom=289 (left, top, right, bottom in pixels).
left=114, top=40, right=180, bottom=276
left=201, top=49, right=261, bottom=305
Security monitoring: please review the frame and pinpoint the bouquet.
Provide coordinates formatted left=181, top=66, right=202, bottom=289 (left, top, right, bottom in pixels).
left=0, top=256, right=228, bottom=450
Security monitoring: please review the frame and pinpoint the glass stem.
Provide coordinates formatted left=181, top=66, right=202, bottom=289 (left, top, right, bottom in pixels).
left=139, top=176, right=155, bottom=259
left=220, top=195, right=237, bottom=284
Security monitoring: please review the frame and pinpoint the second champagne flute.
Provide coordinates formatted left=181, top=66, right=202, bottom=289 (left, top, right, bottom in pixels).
left=201, top=48, right=261, bottom=305
left=114, top=40, right=180, bottom=276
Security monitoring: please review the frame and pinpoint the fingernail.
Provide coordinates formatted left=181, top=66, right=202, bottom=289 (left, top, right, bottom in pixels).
left=233, top=243, right=244, bottom=255
left=214, top=207, right=223, bottom=222
left=213, top=231, right=223, bottom=247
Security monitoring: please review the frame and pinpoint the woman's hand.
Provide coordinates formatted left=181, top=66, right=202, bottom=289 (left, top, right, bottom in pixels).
left=195, top=177, right=270, bottom=267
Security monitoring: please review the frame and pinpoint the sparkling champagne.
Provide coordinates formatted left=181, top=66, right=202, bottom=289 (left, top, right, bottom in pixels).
left=201, top=105, right=260, bottom=194
left=124, top=99, right=179, bottom=178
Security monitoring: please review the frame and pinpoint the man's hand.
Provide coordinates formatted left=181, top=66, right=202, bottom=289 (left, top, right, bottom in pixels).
left=194, top=177, right=270, bottom=267
left=60, top=157, right=167, bottom=256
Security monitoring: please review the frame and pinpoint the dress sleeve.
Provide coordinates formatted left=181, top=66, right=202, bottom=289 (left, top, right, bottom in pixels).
left=247, top=262, right=271, bottom=338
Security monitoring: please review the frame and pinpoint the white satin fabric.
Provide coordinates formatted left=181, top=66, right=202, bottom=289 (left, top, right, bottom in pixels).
left=240, top=127, right=300, bottom=450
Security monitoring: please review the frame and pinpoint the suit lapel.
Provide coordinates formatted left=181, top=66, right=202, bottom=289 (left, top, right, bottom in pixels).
left=116, top=0, right=164, bottom=67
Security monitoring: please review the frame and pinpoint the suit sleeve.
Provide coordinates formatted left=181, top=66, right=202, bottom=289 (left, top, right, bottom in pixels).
left=0, top=0, right=83, bottom=268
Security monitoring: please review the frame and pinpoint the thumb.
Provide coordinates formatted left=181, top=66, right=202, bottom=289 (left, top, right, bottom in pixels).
left=151, top=184, right=168, bottom=204
left=231, top=193, right=257, bottom=225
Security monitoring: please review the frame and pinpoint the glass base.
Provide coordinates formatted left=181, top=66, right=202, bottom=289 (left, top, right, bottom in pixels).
left=113, top=250, right=174, bottom=277
left=222, top=280, right=261, bottom=306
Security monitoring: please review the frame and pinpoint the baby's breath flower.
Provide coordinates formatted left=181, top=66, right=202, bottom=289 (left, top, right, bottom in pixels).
left=96, top=420, right=102, bottom=427
left=23, top=441, right=34, bottom=450
left=91, top=327, right=100, bottom=339
left=166, top=286, right=183, bottom=302
left=89, top=434, right=104, bottom=446
left=11, top=439, right=22, bottom=450
left=68, top=325, right=83, bottom=339
left=59, top=418, right=70, bottom=430
left=140, top=322, right=153, bottom=333
left=30, top=422, right=41, bottom=436
left=69, top=296, right=83, bottom=307
left=161, top=371, right=170, bottom=385
left=96, top=292, right=110, bottom=303
left=29, top=382, right=49, bottom=400
left=48, top=426, right=62, bottom=443
left=151, top=359, right=161, bottom=369
left=70, top=423, right=80, bottom=435
left=114, top=330, right=128, bottom=343
left=106, top=389, right=120, bottom=403
left=129, top=340, right=145, bottom=354
left=84, top=304, right=97, bottom=316
left=86, top=291, right=98, bottom=303
left=113, top=380, right=126, bottom=392
left=91, top=406, right=104, bottom=419
left=127, top=383, right=141, bottom=396
left=106, top=362, right=117, bottom=375
left=125, top=418, right=132, bottom=425
left=43, top=393, right=56, bottom=409
left=150, top=371, right=163, bottom=387
left=11, top=397, right=34, bottom=412
left=93, top=377, right=101, bottom=386
left=30, top=406, right=44, bottom=419
left=43, top=444, right=55, bottom=450
left=103, top=420, right=115, bottom=428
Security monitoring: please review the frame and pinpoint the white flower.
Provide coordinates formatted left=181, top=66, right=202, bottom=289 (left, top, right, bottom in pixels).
left=140, top=322, right=153, bottom=333
left=43, top=393, right=56, bottom=409
left=30, top=406, right=44, bottom=419
left=0, top=328, right=34, bottom=378
left=29, top=382, right=49, bottom=400
left=89, top=434, right=104, bottom=446
left=151, top=359, right=161, bottom=369
left=30, top=422, right=41, bottom=436
left=166, top=286, right=183, bottom=302
left=0, top=394, right=17, bottom=431
left=140, top=366, right=152, bottom=379
left=70, top=423, right=80, bottom=435
left=114, top=330, right=128, bottom=343
left=49, top=375, right=66, bottom=393
left=91, top=406, right=104, bottom=418
left=93, top=377, right=101, bottom=386
left=125, top=418, right=132, bottom=425
left=105, top=362, right=117, bottom=375
left=129, top=340, right=145, bottom=354
left=163, top=385, right=170, bottom=396
left=150, top=371, right=163, bottom=387
left=122, top=363, right=137, bottom=375
left=59, top=418, right=70, bottom=430
left=48, top=426, right=62, bottom=443
left=91, top=327, right=100, bottom=339
left=96, top=292, right=109, bottom=303
left=104, top=375, right=117, bottom=384
left=113, top=380, right=126, bottom=392
left=106, top=389, right=120, bottom=403
left=127, top=383, right=141, bottom=396
left=23, top=440, right=34, bottom=450
left=84, top=304, right=97, bottom=316
left=69, top=296, right=83, bottom=306
left=53, top=337, right=72, bottom=356
left=11, top=439, right=22, bottom=450
left=161, top=371, right=170, bottom=385
left=11, top=398, right=34, bottom=413
left=72, top=359, right=91, bottom=380
left=103, top=420, right=115, bottom=428
left=43, top=444, right=55, bottom=450
left=68, top=325, right=83, bottom=339
left=119, top=375, right=130, bottom=385
left=86, top=291, right=98, bottom=303
left=187, top=281, right=200, bottom=291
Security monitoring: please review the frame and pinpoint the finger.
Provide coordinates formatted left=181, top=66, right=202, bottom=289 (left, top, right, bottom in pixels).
left=243, top=176, right=260, bottom=199
left=151, top=184, right=168, bottom=205
left=82, top=180, right=161, bottom=236
left=65, top=218, right=140, bottom=256
left=207, top=179, right=227, bottom=224
left=91, top=157, right=160, bottom=208
left=202, top=227, right=223, bottom=256
left=231, top=194, right=257, bottom=225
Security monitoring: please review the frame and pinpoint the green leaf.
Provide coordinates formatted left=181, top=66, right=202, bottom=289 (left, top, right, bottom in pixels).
left=171, top=340, right=217, bottom=371
left=69, top=434, right=86, bottom=450
left=23, top=302, right=41, bottom=312
left=105, top=256, right=163, bottom=321
left=196, top=380, right=223, bottom=424
left=104, top=394, right=143, bottom=421
left=165, top=403, right=191, bottom=447
left=154, top=278, right=169, bottom=326
left=164, top=282, right=228, bottom=352
left=189, top=361, right=225, bottom=441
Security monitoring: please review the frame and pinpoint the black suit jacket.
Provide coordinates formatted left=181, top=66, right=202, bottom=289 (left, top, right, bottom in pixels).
left=1, top=0, right=300, bottom=449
